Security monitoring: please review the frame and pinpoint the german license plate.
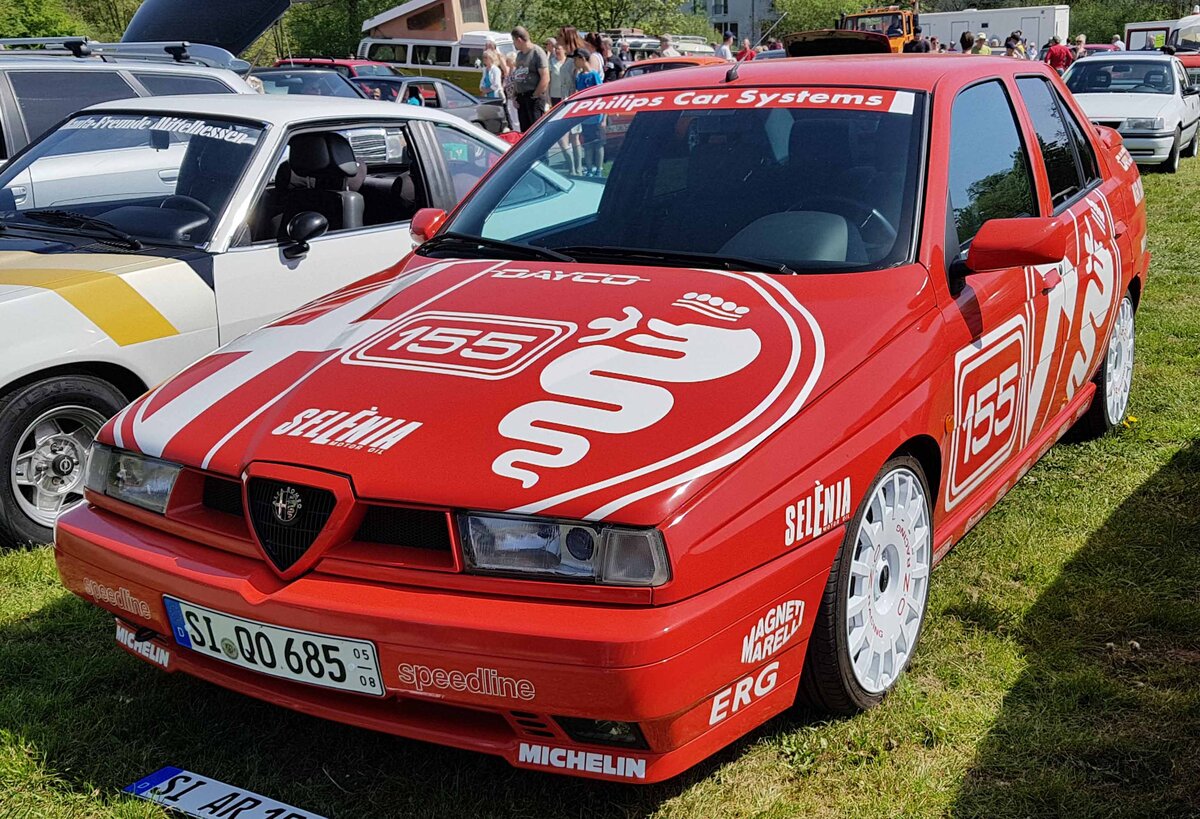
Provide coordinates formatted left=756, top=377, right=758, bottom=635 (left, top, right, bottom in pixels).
left=163, top=596, right=384, bottom=696
left=126, top=766, right=326, bottom=818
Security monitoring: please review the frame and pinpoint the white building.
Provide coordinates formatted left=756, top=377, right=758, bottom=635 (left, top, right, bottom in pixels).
left=691, top=0, right=782, bottom=44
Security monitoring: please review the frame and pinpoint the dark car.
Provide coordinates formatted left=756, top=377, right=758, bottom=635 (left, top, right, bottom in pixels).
left=350, top=75, right=507, bottom=134
left=250, top=67, right=367, bottom=99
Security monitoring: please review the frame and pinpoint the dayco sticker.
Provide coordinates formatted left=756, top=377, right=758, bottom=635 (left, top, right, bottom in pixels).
left=517, top=743, right=646, bottom=780
left=115, top=620, right=171, bottom=669
left=270, top=407, right=422, bottom=453
left=84, top=578, right=151, bottom=619
left=783, top=476, right=852, bottom=546
left=398, top=663, right=535, bottom=701
left=709, top=661, right=779, bottom=725
left=741, top=599, right=804, bottom=665
left=492, top=267, right=649, bottom=286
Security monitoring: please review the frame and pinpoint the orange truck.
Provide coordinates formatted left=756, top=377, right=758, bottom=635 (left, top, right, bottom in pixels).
left=782, top=5, right=917, bottom=56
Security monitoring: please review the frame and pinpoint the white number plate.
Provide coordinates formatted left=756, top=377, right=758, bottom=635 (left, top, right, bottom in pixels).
left=164, top=597, right=384, bottom=696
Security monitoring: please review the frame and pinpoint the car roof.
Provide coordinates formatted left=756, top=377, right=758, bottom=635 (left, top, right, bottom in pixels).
left=0, top=57, right=242, bottom=81
left=628, top=56, right=727, bottom=68
left=277, top=57, right=391, bottom=66
left=82, top=92, right=490, bottom=129
left=592, top=54, right=1057, bottom=95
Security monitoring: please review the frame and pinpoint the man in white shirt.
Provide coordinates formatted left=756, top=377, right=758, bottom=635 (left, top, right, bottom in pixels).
left=1112, top=35, right=1126, bottom=50
left=715, top=32, right=735, bottom=61
left=659, top=35, right=680, bottom=57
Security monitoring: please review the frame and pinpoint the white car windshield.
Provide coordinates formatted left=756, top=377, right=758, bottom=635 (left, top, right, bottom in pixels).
left=1174, top=23, right=1200, bottom=51
left=1065, top=60, right=1177, bottom=95
left=0, top=112, right=264, bottom=247
left=440, top=87, right=926, bottom=273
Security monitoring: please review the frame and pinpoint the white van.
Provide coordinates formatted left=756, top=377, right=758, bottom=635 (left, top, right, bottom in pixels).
left=357, top=31, right=514, bottom=86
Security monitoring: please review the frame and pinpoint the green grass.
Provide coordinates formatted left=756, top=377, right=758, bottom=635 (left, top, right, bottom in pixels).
left=2, top=166, right=1199, bottom=819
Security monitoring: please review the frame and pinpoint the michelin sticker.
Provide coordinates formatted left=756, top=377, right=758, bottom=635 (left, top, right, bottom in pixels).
left=125, top=767, right=325, bottom=818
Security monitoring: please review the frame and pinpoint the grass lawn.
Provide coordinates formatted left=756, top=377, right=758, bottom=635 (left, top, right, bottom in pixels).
left=2, top=166, right=1199, bottom=819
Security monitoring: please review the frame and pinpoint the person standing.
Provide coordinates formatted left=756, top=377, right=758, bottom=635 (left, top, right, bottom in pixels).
left=599, top=35, right=625, bottom=81
left=1112, top=34, right=1126, bottom=50
left=479, top=50, right=504, bottom=101
left=903, top=26, right=930, bottom=52
left=970, top=33, right=992, bottom=54
left=617, top=39, right=633, bottom=64
left=570, top=48, right=605, bottom=177
left=502, top=52, right=520, bottom=131
left=929, top=36, right=940, bottom=52
left=715, top=32, right=735, bottom=61
left=549, top=42, right=571, bottom=106
left=658, top=34, right=680, bottom=57
left=1073, top=34, right=1088, bottom=61
left=959, top=30, right=975, bottom=54
left=736, top=38, right=756, bottom=60
left=1044, top=35, right=1073, bottom=73
left=511, top=26, right=550, bottom=131
left=560, top=26, right=604, bottom=73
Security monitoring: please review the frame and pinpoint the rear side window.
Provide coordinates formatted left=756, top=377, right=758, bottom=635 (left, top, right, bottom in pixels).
left=1017, top=76, right=1098, bottom=208
left=458, top=47, right=484, bottom=68
left=947, top=80, right=1036, bottom=247
left=368, top=43, right=407, bottom=63
left=413, top=45, right=452, bottom=66
left=133, top=73, right=235, bottom=96
left=9, top=70, right=137, bottom=141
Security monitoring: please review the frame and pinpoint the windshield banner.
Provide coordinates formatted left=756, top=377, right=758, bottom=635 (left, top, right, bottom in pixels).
left=561, top=87, right=915, bottom=118
left=62, top=114, right=259, bottom=145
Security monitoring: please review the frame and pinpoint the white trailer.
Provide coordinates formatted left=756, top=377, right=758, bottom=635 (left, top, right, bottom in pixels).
left=918, top=5, right=1069, bottom=51
left=1125, top=19, right=1176, bottom=50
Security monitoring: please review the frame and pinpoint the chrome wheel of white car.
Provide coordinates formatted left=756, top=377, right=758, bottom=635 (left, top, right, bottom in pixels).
left=1105, top=296, right=1136, bottom=426
left=10, top=405, right=105, bottom=527
left=844, top=466, right=931, bottom=694
left=800, top=455, right=933, bottom=713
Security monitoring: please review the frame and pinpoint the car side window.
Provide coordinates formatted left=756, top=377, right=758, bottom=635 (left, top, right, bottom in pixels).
left=432, top=124, right=502, bottom=200
left=1017, top=77, right=1091, bottom=208
left=947, top=80, right=1036, bottom=249
left=132, top=74, right=235, bottom=95
left=442, top=85, right=477, bottom=109
left=8, top=70, right=138, bottom=142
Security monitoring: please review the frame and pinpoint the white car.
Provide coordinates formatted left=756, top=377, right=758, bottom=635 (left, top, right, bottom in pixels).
left=1065, top=51, right=1200, bottom=172
left=0, top=93, right=507, bottom=544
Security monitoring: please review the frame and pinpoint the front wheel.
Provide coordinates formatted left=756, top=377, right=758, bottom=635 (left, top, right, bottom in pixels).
left=1162, top=129, right=1181, bottom=173
left=1076, top=291, right=1135, bottom=439
left=799, top=455, right=933, bottom=713
left=1183, top=125, right=1199, bottom=158
left=0, top=376, right=127, bottom=546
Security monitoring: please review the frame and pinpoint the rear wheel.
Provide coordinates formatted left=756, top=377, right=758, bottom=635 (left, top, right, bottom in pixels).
left=799, top=456, right=932, bottom=713
left=0, top=376, right=126, bottom=546
left=1076, top=291, right=1135, bottom=439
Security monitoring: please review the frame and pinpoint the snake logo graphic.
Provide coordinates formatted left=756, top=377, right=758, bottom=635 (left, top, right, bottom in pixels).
left=493, top=295, right=762, bottom=488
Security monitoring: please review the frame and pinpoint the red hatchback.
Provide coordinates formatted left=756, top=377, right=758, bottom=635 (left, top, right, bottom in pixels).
left=56, top=56, right=1147, bottom=783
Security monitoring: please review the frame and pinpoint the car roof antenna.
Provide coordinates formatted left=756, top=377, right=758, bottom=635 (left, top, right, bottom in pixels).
left=725, top=61, right=739, bottom=83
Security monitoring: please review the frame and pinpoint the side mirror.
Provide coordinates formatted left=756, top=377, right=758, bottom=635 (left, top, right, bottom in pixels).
left=410, top=207, right=447, bottom=244
left=1185, top=84, right=1200, bottom=96
left=283, top=211, right=328, bottom=259
left=965, top=217, right=1067, bottom=273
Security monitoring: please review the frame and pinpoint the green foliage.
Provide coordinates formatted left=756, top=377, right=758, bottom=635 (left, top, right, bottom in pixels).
left=0, top=0, right=82, bottom=37
left=772, top=0, right=868, bottom=35
left=285, top=0, right=395, bottom=58
left=64, top=0, right=137, bottom=40
left=1070, top=0, right=1177, bottom=44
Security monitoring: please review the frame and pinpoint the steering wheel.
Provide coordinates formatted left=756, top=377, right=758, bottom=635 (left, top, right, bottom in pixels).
left=159, top=194, right=214, bottom=219
left=789, top=195, right=899, bottom=243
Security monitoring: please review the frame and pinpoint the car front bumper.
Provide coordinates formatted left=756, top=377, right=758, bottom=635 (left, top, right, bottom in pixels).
left=1119, top=131, right=1177, bottom=164
left=55, top=503, right=839, bottom=783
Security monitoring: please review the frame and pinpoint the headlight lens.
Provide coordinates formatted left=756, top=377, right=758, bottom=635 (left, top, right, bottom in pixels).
left=1124, top=117, right=1165, bottom=131
left=85, top=443, right=181, bottom=514
left=458, top=513, right=670, bottom=587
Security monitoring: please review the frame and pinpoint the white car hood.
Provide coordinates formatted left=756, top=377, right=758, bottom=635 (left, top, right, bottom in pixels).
left=1074, top=92, right=1173, bottom=121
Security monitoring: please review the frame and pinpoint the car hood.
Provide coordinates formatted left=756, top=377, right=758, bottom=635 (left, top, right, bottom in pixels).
left=106, top=257, right=932, bottom=525
left=782, top=30, right=893, bottom=56
left=0, top=244, right=181, bottom=304
left=1072, top=92, right=1173, bottom=121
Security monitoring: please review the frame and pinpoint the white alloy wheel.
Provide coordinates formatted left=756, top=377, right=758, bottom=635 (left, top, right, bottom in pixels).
left=10, top=405, right=106, bottom=527
left=1104, top=296, right=1135, bottom=426
left=844, top=466, right=931, bottom=694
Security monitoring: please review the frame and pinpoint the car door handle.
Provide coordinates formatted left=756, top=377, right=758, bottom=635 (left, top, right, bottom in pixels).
left=158, top=169, right=178, bottom=183
left=1041, top=266, right=1062, bottom=294
left=1115, top=219, right=1128, bottom=239
left=8, top=185, right=26, bottom=205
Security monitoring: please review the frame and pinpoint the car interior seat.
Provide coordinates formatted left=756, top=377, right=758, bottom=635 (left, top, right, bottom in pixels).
left=1143, top=70, right=1168, bottom=89
left=274, top=132, right=366, bottom=238
left=720, top=211, right=866, bottom=264
left=1089, top=71, right=1112, bottom=91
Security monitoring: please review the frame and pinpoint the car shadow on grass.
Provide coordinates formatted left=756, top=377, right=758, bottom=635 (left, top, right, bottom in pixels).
left=952, top=439, right=1200, bottom=817
left=0, top=589, right=776, bottom=818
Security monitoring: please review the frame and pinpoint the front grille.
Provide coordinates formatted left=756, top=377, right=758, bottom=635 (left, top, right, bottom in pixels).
left=246, top=478, right=336, bottom=571
left=202, top=476, right=244, bottom=517
left=510, top=711, right=557, bottom=739
left=354, top=505, right=452, bottom=551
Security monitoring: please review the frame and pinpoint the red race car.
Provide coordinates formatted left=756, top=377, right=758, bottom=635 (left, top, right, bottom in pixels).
left=56, top=55, right=1147, bottom=783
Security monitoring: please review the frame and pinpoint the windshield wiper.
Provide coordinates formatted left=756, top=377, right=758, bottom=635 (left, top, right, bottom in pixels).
left=418, top=231, right=574, bottom=262
left=23, top=209, right=142, bottom=250
left=555, top=245, right=798, bottom=276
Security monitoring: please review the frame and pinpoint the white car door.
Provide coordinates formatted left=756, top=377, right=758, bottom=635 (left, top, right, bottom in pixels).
left=1174, top=60, right=1200, bottom=142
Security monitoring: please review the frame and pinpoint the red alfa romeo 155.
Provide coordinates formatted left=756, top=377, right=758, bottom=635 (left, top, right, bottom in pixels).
left=55, top=55, right=1147, bottom=783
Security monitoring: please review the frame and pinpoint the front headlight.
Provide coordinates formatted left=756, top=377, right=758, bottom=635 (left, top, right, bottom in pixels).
left=458, top=513, right=671, bottom=587
left=85, top=443, right=181, bottom=514
left=1124, top=117, right=1166, bottom=131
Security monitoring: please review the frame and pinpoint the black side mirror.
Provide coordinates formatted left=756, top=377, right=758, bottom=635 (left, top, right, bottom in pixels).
left=283, top=211, right=328, bottom=259
left=1185, top=84, right=1200, bottom=96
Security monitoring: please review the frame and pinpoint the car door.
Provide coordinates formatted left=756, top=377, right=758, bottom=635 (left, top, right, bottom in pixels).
left=1014, top=75, right=1129, bottom=434
left=1172, top=59, right=1200, bottom=142
left=938, top=79, right=1051, bottom=513
left=210, top=121, right=433, bottom=343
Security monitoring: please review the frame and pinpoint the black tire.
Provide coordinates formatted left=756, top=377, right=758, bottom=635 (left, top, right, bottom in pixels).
left=1183, top=126, right=1199, bottom=158
left=799, top=455, right=933, bottom=714
left=1076, top=291, right=1136, bottom=439
left=1162, top=129, right=1181, bottom=173
left=0, top=375, right=127, bottom=546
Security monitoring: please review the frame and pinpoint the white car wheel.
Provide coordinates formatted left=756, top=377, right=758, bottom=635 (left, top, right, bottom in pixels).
left=1104, top=295, right=1136, bottom=426
left=10, top=405, right=106, bottom=528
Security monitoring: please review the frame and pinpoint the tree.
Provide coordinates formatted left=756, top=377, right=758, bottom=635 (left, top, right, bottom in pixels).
left=0, top=0, right=83, bottom=37
left=286, top=0, right=395, bottom=58
left=770, top=0, right=866, bottom=35
left=65, top=0, right=138, bottom=40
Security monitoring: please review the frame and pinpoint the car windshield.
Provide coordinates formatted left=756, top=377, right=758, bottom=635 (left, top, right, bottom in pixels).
left=0, top=112, right=264, bottom=247
left=1173, top=23, right=1200, bottom=51
left=1065, top=60, right=1176, bottom=94
left=443, top=86, right=926, bottom=273
left=846, top=14, right=903, bottom=34
left=257, top=71, right=361, bottom=98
